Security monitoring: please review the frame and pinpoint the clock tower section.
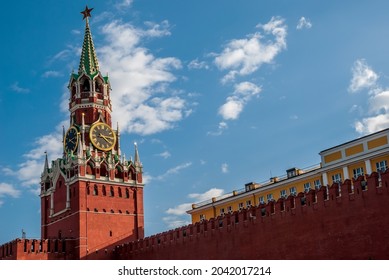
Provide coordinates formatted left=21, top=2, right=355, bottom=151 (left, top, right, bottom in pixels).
left=40, top=7, right=144, bottom=259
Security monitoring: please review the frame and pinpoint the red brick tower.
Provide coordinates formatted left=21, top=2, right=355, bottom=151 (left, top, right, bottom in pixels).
left=40, top=6, right=144, bottom=259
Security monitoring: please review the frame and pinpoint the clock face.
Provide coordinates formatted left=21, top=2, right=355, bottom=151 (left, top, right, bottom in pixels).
left=89, top=122, right=116, bottom=151
left=64, top=126, right=79, bottom=154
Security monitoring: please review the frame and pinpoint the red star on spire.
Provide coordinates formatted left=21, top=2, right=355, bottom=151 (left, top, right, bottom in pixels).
left=81, top=6, right=93, bottom=20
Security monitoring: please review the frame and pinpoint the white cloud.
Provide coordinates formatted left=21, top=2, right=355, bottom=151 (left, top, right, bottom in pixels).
left=0, top=183, right=20, bottom=198
left=218, top=81, right=262, bottom=120
left=368, top=90, right=389, bottom=114
left=218, top=98, right=244, bottom=120
left=10, top=82, right=30, bottom=93
left=349, top=104, right=360, bottom=113
left=48, top=49, right=74, bottom=65
left=221, top=163, right=229, bottom=173
left=42, top=71, right=63, bottom=78
left=143, top=20, right=171, bottom=37
left=355, top=114, right=389, bottom=135
left=156, top=151, right=171, bottom=159
left=214, top=16, right=287, bottom=83
left=3, top=122, right=65, bottom=188
left=166, top=203, right=193, bottom=215
left=207, top=121, right=229, bottom=136
left=348, top=60, right=389, bottom=135
left=24, top=130, right=64, bottom=161
left=188, top=59, right=209, bottom=70
left=98, top=20, right=190, bottom=135
left=153, top=162, right=192, bottom=181
left=187, top=188, right=225, bottom=202
left=354, top=90, right=389, bottom=134
left=234, top=81, right=262, bottom=95
left=297, top=17, right=312, bottom=30
left=0, top=183, right=20, bottom=207
left=162, top=216, right=190, bottom=229
left=349, top=59, right=379, bottom=93
left=115, top=0, right=133, bottom=9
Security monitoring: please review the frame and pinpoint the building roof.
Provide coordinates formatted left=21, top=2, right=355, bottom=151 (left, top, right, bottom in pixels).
left=319, top=127, right=389, bottom=155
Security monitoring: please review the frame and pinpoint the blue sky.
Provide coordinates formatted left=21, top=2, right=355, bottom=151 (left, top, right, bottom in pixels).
left=1, top=0, right=389, bottom=244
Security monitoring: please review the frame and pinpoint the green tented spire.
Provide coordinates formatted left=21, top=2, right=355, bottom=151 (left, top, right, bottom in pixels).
left=78, top=6, right=99, bottom=77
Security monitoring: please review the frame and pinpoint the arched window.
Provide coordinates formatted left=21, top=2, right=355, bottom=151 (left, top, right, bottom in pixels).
left=94, top=79, right=103, bottom=93
left=87, top=186, right=90, bottom=195
left=118, top=187, right=122, bottom=198
left=54, top=240, right=59, bottom=253
left=110, top=186, right=114, bottom=197
left=93, top=185, right=98, bottom=196
left=116, top=166, right=124, bottom=180
left=100, top=164, right=108, bottom=178
left=82, top=79, right=90, bottom=91
left=44, top=177, right=50, bottom=191
left=125, top=188, right=130, bottom=199
left=102, top=185, right=106, bottom=196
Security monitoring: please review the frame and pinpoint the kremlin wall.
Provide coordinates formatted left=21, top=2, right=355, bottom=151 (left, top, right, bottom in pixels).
left=2, top=7, right=389, bottom=260
left=113, top=171, right=389, bottom=260
left=2, top=169, right=389, bottom=260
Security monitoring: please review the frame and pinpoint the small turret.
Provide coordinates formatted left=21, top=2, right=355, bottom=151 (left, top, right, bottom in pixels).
left=134, top=142, right=141, bottom=166
left=43, top=152, right=49, bottom=173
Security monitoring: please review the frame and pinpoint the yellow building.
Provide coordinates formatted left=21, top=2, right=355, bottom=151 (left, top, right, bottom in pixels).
left=187, top=128, right=389, bottom=223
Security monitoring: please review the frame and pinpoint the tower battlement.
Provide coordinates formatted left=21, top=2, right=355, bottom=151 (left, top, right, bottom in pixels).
left=0, top=238, right=75, bottom=260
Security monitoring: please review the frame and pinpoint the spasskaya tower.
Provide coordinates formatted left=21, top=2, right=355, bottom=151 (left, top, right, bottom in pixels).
left=40, top=6, right=144, bottom=259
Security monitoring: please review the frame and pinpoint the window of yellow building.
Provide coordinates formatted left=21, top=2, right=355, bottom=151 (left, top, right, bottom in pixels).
left=314, top=179, right=322, bottom=189
left=376, top=160, right=388, bottom=172
left=280, top=189, right=287, bottom=198
left=352, top=167, right=364, bottom=179
left=200, top=214, right=206, bottom=221
left=259, top=196, right=265, bottom=204
left=238, top=202, right=244, bottom=210
left=289, top=187, right=297, bottom=196
left=331, top=173, right=342, bottom=184
left=246, top=200, right=252, bottom=208
left=266, top=193, right=274, bottom=202
left=304, top=182, right=311, bottom=193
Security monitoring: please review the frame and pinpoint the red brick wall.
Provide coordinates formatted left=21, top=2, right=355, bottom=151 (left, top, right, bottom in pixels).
left=0, top=239, right=75, bottom=260
left=116, top=171, right=389, bottom=260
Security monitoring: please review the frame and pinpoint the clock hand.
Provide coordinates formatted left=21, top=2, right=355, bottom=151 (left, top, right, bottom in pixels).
left=99, top=133, right=113, bottom=144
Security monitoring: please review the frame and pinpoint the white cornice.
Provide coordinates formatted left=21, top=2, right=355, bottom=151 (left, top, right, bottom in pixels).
left=68, top=176, right=145, bottom=188
left=70, top=102, right=112, bottom=114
